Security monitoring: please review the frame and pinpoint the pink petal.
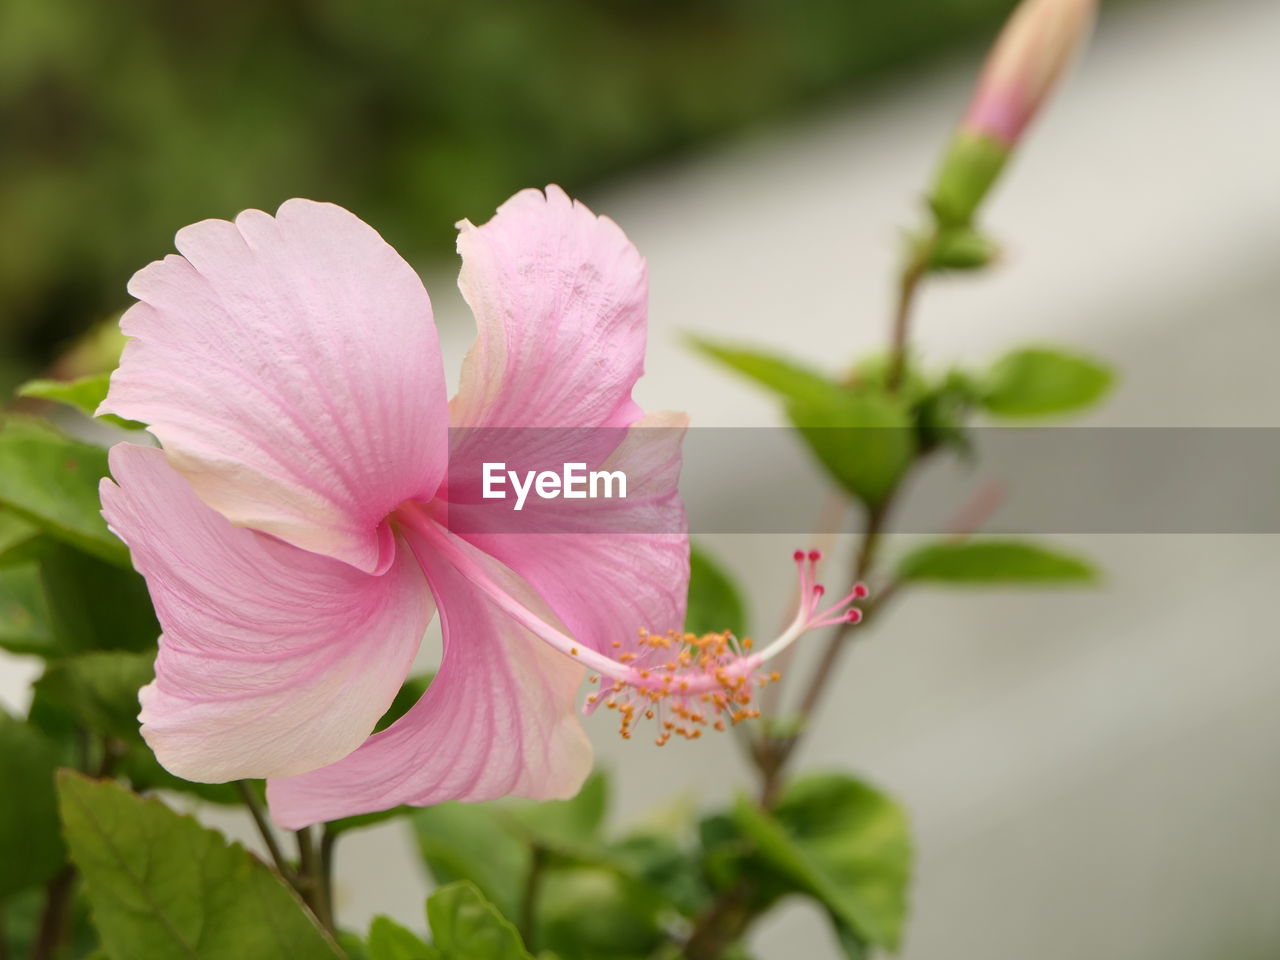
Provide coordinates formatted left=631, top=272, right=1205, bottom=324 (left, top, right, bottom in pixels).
left=101, top=444, right=432, bottom=782
left=450, top=185, right=648, bottom=432
left=448, top=412, right=690, bottom=659
left=100, top=199, right=448, bottom=574
left=267, top=526, right=592, bottom=829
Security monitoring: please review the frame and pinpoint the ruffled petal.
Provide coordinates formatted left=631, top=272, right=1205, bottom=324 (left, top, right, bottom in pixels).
left=100, top=199, right=448, bottom=574
left=101, top=444, right=432, bottom=782
left=450, top=185, right=648, bottom=432
left=267, top=527, right=591, bottom=829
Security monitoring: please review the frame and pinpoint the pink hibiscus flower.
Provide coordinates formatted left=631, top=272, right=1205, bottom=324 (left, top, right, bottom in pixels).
left=97, top=186, right=862, bottom=828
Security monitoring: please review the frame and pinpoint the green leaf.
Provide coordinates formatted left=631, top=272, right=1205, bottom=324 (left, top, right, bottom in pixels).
left=688, top=340, right=919, bottom=506
left=732, top=775, right=912, bottom=952
left=412, top=804, right=529, bottom=923
left=0, top=710, right=66, bottom=898
left=535, top=868, right=666, bottom=960
left=688, top=338, right=834, bottom=407
left=115, top=748, right=243, bottom=806
left=685, top=545, right=748, bottom=639
left=367, top=915, right=433, bottom=960
left=606, top=831, right=707, bottom=916
left=832, top=923, right=871, bottom=960
left=57, top=772, right=342, bottom=960
left=32, top=651, right=154, bottom=742
left=17, top=374, right=144, bottom=430
left=896, top=540, right=1098, bottom=585
left=696, top=813, right=761, bottom=898
left=426, top=882, right=532, bottom=960
left=0, top=562, right=55, bottom=656
left=979, top=347, right=1114, bottom=418
left=338, top=931, right=373, bottom=960
left=39, top=540, right=159, bottom=653
left=503, top=771, right=608, bottom=859
left=0, top=510, right=41, bottom=563
left=787, top=387, right=916, bottom=508
left=18, top=374, right=111, bottom=415
left=0, top=417, right=128, bottom=566
left=1, top=887, right=45, bottom=956
left=22, top=660, right=241, bottom=807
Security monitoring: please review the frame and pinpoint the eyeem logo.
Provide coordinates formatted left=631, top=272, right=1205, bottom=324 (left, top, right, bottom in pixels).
left=482, top=462, right=628, bottom=511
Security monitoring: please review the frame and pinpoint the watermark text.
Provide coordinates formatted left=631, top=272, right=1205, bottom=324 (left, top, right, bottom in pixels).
left=482, top=462, right=627, bottom=511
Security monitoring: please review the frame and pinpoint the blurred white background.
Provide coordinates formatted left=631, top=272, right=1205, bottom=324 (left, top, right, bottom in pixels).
left=4, top=0, right=1278, bottom=956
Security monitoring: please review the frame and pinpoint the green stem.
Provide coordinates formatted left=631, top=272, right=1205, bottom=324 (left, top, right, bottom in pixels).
left=29, top=867, right=74, bottom=960
left=519, top=845, right=547, bottom=951
left=235, top=782, right=293, bottom=882
left=885, top=229, right=937, bottom=393
left=319, top=826, right=337, bottom=934
left=688, top=224, right=938, bottom=958
left=293, top=829, right=327, bottom=936
left=682, top=880, right=754, bottom=960
left=758, top=224, right=936, bottom=793
left=295, top=827, right=334, bottom=934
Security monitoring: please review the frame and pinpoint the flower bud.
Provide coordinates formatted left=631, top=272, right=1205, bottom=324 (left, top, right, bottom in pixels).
left=930, top=0, right=1097, bottom=226
left=966, top=0, right=1097, bottom=147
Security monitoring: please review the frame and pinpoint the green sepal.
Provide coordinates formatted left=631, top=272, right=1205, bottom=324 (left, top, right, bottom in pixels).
left=927, top=131, right=1009, bottom=228
left=927, top=226, right=999, bottom=272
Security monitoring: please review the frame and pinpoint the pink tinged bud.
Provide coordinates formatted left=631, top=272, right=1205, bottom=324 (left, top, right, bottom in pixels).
left=929, top=0, right=1096, bottom=228
left=964, top=0, right=1098, bottom=147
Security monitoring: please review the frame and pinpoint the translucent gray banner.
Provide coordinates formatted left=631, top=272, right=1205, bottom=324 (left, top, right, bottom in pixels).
left=442, top=427, right=1280, bottom=534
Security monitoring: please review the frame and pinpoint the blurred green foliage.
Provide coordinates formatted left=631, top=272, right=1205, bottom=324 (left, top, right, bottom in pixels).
left=0, top=0, right=1032, bottom=392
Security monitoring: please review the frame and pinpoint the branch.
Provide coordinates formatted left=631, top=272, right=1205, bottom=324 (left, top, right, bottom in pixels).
left=235, top=781, right=294, bottom=883
left=29, top=867, right=74, bottom=960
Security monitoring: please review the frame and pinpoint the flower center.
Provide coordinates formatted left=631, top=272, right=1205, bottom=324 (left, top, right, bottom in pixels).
left=587, top=629, right=770, bottom=744
left=590, top=550, right=867, bottom=743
